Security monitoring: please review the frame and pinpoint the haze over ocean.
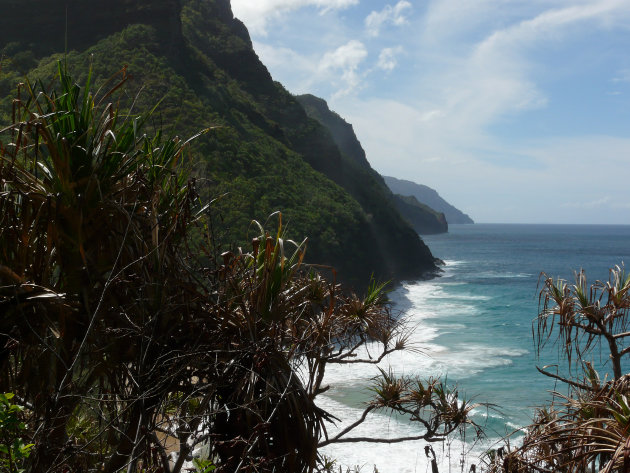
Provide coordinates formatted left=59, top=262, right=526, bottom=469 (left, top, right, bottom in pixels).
left=320, top=224, right=630, bottom=472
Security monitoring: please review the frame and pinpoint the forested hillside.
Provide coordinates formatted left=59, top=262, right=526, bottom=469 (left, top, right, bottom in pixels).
left=297, top=93, right=448, bottom=235
left=384, top=175, right=474, bottom=224
left=392, top=195, right=448, bottom=235
left=0, top=0, right=438, bottom=286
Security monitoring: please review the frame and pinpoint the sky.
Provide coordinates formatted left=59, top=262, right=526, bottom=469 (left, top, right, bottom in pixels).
left=230, top=0, right=630, bottom=224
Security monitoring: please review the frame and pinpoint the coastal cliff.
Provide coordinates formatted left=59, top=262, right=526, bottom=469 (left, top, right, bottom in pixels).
left=0, top=0, right=439, bottom=286
left=393, top=195, right=448, bottom=235
left=384, top=176, right=474, bottom=225
left=297, top=94, right=448, bottom=236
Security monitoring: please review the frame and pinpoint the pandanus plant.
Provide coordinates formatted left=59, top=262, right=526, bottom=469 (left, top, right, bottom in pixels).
left=209, top=214, right=481, bottom=472
left=0, top=63, right=478, bottom=473
left=488, top=266, right=630, bottom=473
left=0, top=62, right=207, bottom=471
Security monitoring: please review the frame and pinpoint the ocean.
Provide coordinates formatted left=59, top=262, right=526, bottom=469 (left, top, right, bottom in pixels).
left=319, top=223, right=630, bottom=473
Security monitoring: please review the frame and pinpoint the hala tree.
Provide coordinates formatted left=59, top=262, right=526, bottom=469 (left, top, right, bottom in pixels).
left=490, top=267, right=630, bottom=473
left=0, top=64, right=478, bottom=473
left=0, top=62, right=209, bottom=471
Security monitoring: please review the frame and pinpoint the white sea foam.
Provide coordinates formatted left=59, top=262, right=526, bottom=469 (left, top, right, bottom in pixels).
left=443, top=260, right=466, bottom=266
left=393, top=284, right=487, bottom=317
left=506, top=422, right=528, bottom=433
left=319, top=272, right=531, bottom=473
left=411, top=345, right=529, bottom=379
left=318, top=395, right=497, bottom=473
left=472, top=410, right=504, bottom=420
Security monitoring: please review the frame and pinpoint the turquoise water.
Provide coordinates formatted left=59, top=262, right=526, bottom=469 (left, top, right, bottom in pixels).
left=420, top=224, right=630, bottom=432
left=320, top=224, right=630, bottom=472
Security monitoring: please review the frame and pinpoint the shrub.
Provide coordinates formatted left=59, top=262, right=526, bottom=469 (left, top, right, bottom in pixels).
left=0, top=393, right=33, bottom=473
left=0, top=64, right=476, bottom=472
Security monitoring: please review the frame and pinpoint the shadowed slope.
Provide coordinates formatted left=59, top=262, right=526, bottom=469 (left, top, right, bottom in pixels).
left=0, top=0, right=438, bottom=287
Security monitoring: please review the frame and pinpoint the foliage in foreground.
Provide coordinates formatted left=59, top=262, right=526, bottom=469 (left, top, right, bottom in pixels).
left=0, top=393, right=33, bottom=473
left=486, top=266, right=630, bottom=473
left=0, top=65, right=477, bottom=472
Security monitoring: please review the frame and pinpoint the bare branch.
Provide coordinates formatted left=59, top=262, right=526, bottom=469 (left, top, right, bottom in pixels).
left=328, top=346, right=399, bottom=365
left=323, top=434, right=438, bottom=445
left=318, top=405, right=375, bottom=447
left=535, top=366, right=595, bottom=391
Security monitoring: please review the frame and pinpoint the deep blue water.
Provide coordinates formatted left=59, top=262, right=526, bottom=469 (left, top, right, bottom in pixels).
left=321, top=224, right=630, bottom=472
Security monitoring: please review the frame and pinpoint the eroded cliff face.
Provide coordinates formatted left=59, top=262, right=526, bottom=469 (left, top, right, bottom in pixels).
left=0, top=0, right=183, bottom=53
left=297, top=94, right=449, bottom=236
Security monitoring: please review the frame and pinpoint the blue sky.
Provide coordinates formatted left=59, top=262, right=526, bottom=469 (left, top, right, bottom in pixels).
left=230, top=0, right=630, bottom=224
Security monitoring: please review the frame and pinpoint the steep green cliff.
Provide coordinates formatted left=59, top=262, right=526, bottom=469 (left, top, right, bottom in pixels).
left=296, top=94, right=371, bottom=169
left=393, top=195, right=448, bottom=234
left=0, top=0, right=438, bottom=286
left=297, top=93, right=448, bottom=236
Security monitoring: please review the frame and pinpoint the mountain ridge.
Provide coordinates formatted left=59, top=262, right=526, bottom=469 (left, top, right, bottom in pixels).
left=384, top=175, right=474, bottom=225
left=0, top=0, right=439, bottom=287
left=296, top=93, right=448, bottom=236
left=393, top=195, right=448, bottom=235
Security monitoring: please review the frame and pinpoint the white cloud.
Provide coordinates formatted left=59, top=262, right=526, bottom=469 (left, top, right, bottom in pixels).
left=365, top=1, right=413, bottom=37
left=231, top=0, right=358, bottom=35
left=319, top=40, right=368, bottom=97
left=423, top=0, right=630, bottom=46
left=334, top=92, right=630, bottom=223
left=251, top=39, right=369, bottom=97
left=405, top=0, right=630, bottom=146
left=253, top=42, right=312, bottom=71
left=475, top=0, right=630, bottom=54
left=251, top=41, right=319, bottom=93
left=612, top=69, right=630, bottom=83
left=562, top=196, right=611, bottom=209
left=377, top=46, right=404, bottom=71
left=236, top=0, right=630, bottom=223
left=421, top=109, right=445, bottom=122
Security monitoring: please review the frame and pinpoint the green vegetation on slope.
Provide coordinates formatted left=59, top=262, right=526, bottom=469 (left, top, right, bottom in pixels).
left=393, top=194, right=448, bottom=235
left=297, top=93, right=447, bottom=236
left=0, top=0, right=437, bottom=287
left=296, top=93, right=371, bottom=169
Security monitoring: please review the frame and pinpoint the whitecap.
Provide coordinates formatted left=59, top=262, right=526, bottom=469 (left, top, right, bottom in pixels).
left=318, top=394, right=499, bottom=473
left=443, top=260, right=467, bottom=267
